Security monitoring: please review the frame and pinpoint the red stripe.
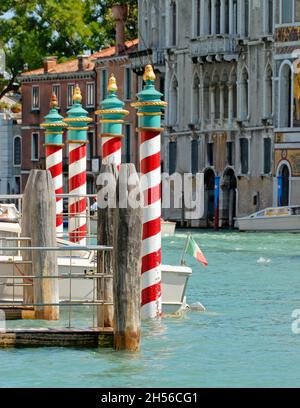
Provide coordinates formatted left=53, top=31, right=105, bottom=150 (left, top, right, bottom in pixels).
left=140, top=151, right=160, bottom=174
left=69, top=224, right=87, bottom=243
left=141, top=282, right=161, bottom=306
left=143, top=184, right=161, bottom=206
left=46, top=145, right=61, bottom=155
left=69, top=171, right=86, bottom=192
left=69, top=197, right=86, bottom=215
left=141, top=249, right=161, bottom=274
left=69, top=144, right=86, bottom=164
left=103, top=138, right=121, bottom=158
left=48, top=162, right=62, bottom=179
left=142, top=217, right=161, bottom=240
left=140, top=130, right=160, bottom=144
left=56, top=214, right=63, bottom=227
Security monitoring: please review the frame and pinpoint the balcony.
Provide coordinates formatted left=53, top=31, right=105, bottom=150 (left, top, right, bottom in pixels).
left=129, top=49, right=165, bottom=74
left=190, top=36, right=238, bottom=60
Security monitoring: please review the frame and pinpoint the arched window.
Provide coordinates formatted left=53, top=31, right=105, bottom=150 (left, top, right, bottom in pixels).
left=233, top=0, right=237, bottom=34
left=213, top=73, right=220, bottom=120
left=171, top=1, right=177, bottom=46
left=13, top=136, right=21, bottom=166
left=225, top=0, right=229, bottom=34
left=264, top=65, right=273, bottom=118
left=267, top=0, right=273, bottom=34
left=192, top=74, right=200, bottom=124
left=196, top=0, right=201, bottom=36
left=203, top=73, right=210, bottom=120
left=208, top=0, right=212, bottom=34
left=279, top=63, right=292, bottom=127
left=170, top=75, right=178, bottom=125
left=240, top=68, right=249, bottom=120
left=191, top=139, right=199, bottom=175
left=216, top=0, right=221, bottom=34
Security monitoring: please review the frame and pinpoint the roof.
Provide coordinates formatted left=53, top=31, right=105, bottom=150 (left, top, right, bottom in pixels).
left=21, top=39, right=139, bottom=77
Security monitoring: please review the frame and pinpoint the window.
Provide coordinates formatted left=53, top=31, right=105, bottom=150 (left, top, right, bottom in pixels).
left=216, top=0, right=221, bottom=34
left=196, top=0, right=201, bottom=36
left=208, top=0, right=212, bottom=34
left=125, top=68, right=132, bottom=100
left=282, top=0, right=293, bottom=23
left=15, top=177, right=21, bottom=194
left=264, top=138, right=272, bottom=174
left=13, top=136, right=21, bottom=166
left=192, top=74, right=200, bottom=124
left=225, top=0, right=229, bottom=34
left=191, top=139, right=198, bottom=175
left=67, top=84, right=75, bottom=107
left=170, top=76, right=178, bottom=125
left=295, top=0, right=300, bottom=22
left=264, top=66, right=273, bottom=118
left=240, top=68, right=249, bottom=120
left=240, top=138, right=249, bottom=174
left=233, top=0, right=237, bottom=34
left=171, top=1, right=177, bottom=46
left=207, top=142, right=214, bottom=166
left=226, top=141, right=233, bottom=166
left=267, top=0, right=273, bottom=34
left=169, top=140, right=177, bottom=174
left=52, top=85, right=60, bottom=106
left=244, top=0, right=249, bottom=37
left=203, top=74, right=210, bottom=120
left=32, top=86, right=40, bottom=110
left=101, top=70, right=108, bottom=100
left=280, top=63, right=292, bottom=127
left=31, top=132, right=39, bottom=161
left=87, top=131, right=94, bottom=159
left=86, top=83, right=95, bottom=107
left=125, top=124, right=131, bottom=163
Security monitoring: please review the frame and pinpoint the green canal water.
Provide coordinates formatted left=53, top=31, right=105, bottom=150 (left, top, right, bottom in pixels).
left=1, top=231, right=300, bottom=387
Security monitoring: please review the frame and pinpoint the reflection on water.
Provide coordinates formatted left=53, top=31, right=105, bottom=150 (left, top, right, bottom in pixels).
left=1, top=230, right=300, bottom=387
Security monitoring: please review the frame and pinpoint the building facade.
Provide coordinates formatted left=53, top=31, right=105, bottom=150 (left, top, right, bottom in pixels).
left=135, top=0, right=276, bottom=226
left=273, top=0, right=300, bottom=206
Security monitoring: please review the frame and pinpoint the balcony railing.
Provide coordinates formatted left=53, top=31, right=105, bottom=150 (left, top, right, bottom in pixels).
left=190, top=36, right=238, bottom=58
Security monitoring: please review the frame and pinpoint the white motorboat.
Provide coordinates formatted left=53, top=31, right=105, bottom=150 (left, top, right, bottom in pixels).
left=236, top=206, right=300, bottom=232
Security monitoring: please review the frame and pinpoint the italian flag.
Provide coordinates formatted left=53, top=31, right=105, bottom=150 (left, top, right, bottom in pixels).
left=186, top=236, right=208, bottom=267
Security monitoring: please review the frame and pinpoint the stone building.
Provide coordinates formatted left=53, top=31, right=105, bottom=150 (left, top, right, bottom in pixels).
left=273, top=0, right=300, bottom=206
left=134, top=0, right=276, bottom=226
left=19, top=7, right=138, bottom=193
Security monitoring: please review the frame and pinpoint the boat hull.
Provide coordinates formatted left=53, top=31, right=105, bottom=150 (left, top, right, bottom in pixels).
left=237, top=215, right=300, bottom=232
left=0, top=258, right=192, bottom=315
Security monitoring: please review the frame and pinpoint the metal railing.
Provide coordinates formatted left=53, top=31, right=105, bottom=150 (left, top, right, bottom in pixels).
left=0, top=242, right=113, bottom=329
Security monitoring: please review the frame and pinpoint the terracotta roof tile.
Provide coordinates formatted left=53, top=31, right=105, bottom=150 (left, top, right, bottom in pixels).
left=21, top=39, right=139, bottom=77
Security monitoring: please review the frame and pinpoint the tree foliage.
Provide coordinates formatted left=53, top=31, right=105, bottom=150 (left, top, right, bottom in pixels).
left=0, top=0, right=137, bottom=98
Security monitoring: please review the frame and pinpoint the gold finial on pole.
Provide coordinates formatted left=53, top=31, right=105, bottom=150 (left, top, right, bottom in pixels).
left=143, top=64, right=156, bottom=81
left=73, top=84, right=82, bottom=102
left=50, top=92, right=58, bottom=109
left=108, top=73, right=118, bottom=92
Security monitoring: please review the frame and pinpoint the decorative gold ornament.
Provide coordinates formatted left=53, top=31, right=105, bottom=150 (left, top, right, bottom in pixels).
left=143, top=64, right=156, bottom=81
left=73, top=84, right=82, bottom=102
left=108, top=73, right=118, bottom=92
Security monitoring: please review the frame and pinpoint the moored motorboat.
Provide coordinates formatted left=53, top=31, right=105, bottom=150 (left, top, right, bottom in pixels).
left=236, top=205, right=300, bottom=232
left=161, top=219, right=176, bottom=236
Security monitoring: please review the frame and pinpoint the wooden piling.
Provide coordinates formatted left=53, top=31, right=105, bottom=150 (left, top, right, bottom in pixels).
left=96, top=163, right=118, bottom=328
left=23, top=169, right=59, bottom=320
left=114, top=164, right=142, bottom=351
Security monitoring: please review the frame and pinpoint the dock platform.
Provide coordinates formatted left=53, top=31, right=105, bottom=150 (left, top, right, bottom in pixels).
left=0, top=327, right=113, bottom=348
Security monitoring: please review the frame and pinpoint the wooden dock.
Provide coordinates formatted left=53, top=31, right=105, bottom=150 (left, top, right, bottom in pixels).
left=0, top=327, right=113, bottom=348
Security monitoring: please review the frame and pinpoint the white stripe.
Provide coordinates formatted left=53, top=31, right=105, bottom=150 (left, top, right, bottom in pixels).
left=141, top=167, right=161, bottom=191
left=56, top=199, right=63, bottom=212
left=68, top=183, right=86, bottom=196
left=69, top=157, right=86, bottom=177
left=47, top=149, right=62, bottom=166
left=143, top=200, right=161, bottom=223
left=69, top=143, right=84, bottom=152
left=141, top=266, right=161, bottom=290
left=141, top=298, right=162, bottom=320
left=52, top=174, right=62, bottom=191
left=142, top=231, right=161, bottom=257
left=140, top=134, right=160, bottom=161
left=102, top=150, right=121, bottom=166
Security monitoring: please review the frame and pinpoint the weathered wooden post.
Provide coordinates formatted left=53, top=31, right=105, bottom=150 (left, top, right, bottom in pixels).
left=40, top=93, right=66, bottom=237
left=64, top=85, right=92, bottom=244
left=131, top=65, right=167, bottom=319
left=114, top=164, right=142, bottom=351
left=96, top=163, right=118, bottom=328
left=22, top=169, right=59, bottom=320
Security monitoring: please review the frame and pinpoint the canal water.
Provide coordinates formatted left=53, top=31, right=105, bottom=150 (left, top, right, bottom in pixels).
left=1, top=231, right=300, bottom=387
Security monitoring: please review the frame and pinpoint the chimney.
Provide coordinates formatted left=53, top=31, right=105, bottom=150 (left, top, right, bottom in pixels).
left=112, top=4, right=128, bottom=55
left=43, top=56, right=57, bottom=73
left=78, top=55, right=89, bottom=71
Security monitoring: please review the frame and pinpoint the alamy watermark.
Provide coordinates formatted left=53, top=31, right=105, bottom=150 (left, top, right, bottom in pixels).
left=291, top=309, right=300, bottom=334
left=96, top=171, right=205, bottom=220
left=0, top=310, right=6, bottom=333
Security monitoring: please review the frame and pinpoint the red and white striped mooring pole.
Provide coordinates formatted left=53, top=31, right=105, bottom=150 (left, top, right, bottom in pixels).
left=132, top=65, right=167, bottom=319
left=64, top=85, right=92, bottom=244
left=41, top=93, right=66, bottom=236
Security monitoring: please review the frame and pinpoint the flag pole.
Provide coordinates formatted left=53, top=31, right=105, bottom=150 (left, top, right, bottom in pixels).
left=180, top=234, right=190, bottom=265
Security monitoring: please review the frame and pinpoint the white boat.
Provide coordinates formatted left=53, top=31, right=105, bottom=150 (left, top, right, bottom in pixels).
left=90, top=216, right=177, bottom=237
left=161, top=219, right=176, bottom=237
left=236, top=205, right=300, bottom=232
left=0, top=253, right=192, bottom=315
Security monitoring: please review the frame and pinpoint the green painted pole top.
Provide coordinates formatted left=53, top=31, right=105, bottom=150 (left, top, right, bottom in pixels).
left=40, top=93, right=66, bottom=145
